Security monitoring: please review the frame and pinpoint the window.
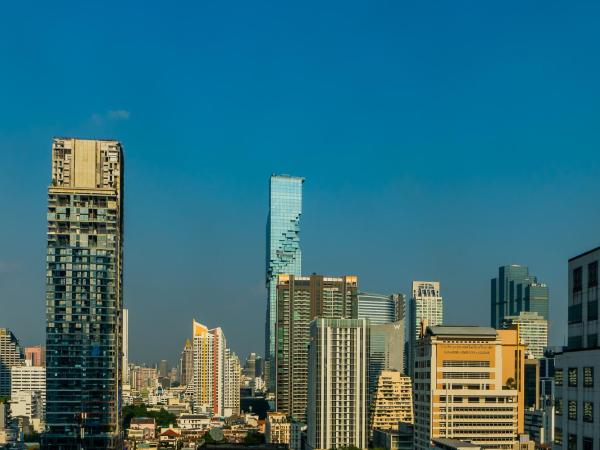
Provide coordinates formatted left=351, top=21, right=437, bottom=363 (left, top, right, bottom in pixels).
left=574, top=267, right=583, bottom=292
left=555, top=368, right=563, bottom=386
left=583, top=437, right=593, bottom=450
left=554, top=427, right=563, bottom=446
left=568, top=434, right=577, bottom=450
left=568, top=368, right=578, bottom=387
left=568, top=400, right=577, bottom=420
left=584, top=367, right=594, bottom=387
left=583, top=401, right=593, bottom=423
left=589, top=261, right=598, bottom=288
left=555, top=398, right=563, bottom=416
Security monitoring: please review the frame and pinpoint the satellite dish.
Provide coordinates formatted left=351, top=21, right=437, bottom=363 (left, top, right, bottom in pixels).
left=209, top=427, right=224, bottom=442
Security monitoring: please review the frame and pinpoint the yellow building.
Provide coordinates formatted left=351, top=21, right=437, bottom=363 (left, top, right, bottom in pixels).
left=265, top=412, right=291, bottom=444
left=413, top=326, right=525, bottom=450
left=370, top=370, right=413, bottom=432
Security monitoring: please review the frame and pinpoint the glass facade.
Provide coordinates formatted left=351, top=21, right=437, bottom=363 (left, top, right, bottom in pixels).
left=357, top=292, right=404, bottom=325
left=491, top=264, right=549, bottom=328
left=265, top=175, right=303, bottom=388
left=43, top=139, right=124, bottom=449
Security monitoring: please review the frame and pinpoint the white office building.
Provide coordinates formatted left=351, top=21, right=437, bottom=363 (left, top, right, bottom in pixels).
left=11, top=361, right=46, bottom=418
left=501, top=311, right=548, bottom=359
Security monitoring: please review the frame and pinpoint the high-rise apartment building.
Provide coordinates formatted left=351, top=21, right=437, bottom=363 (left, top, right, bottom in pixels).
left=491, top=265, right=549, bottom=329
left=357, top=292, right=405, bottom=325
left=24, top=346, right=45, bottom=367
left=43, top=138, right=124, bottom=449
left=408, top=281, right=443, bottom=377
left=307, top=318, right=368, bottom=450
left=413, top=326, right=525, bottom=450
left=191, top=320, right=225, bottom=416
left=11, top=361, right=46, bottom=418
left=0, top=328, right=24, bottom=397
left=554, top=246, right=600, bottom=450
left=370, top=369, right=413, bottom=432
left=501, top=311, right=548, bottom=359
left=224, top=349, right=241, bottom=417
left=123, top=308, right=129, bottom=386
left=179, top=339, right=194, bottom=386
left=265, top=174, right=303, bottom=389
left=275, top=274, right=358, bottom=422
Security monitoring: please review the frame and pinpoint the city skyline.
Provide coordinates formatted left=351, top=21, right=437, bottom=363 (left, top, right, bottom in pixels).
left=3, top=1, right=600, bottom=367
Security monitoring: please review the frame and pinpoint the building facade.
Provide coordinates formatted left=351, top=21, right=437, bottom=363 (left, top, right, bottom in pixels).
left=413, top=326, right=525, bottom=450
left=369, top=321, right=405, bottom=398
left=224, top=349, right=241, bottom=417
left=501, top=311, right=548, bottom=359
left=180, top=339, right=194, bottom=386
left=191, top=320, right=225, bottom=416
left=24, top=346, right=45, bottom=367
left=11, top=361, right=46, bottom=418
left=43, top=138, right=124, bottom=449
left=265, top=412, right=291, bottom=444
left=0, top=328, right=24, bottom=397
left=491, top=265, right=549, bottom=329
left=265, top=174, right=304, bottom=390
left=275, top=274, right=358, bottom=422
left=370, top=369, right=413, bottom=432
left=307, top=318, right=368, bottom=450
left=554, top=246, right=600, bottom=450
left=408, top=281, right=443, bottom=377
left=358, top=292, right=405, bottom=325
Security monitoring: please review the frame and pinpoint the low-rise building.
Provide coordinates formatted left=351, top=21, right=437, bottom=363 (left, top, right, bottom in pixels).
left=265, top=412, right=290, bottom=444
left=370, top=370, right=413, bottom=432
left=128, top=417, right=156, bottom=440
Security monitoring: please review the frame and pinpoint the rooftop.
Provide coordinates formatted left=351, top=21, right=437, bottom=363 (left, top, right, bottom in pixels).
left=569, top=245, right=600, bottom=262
left=427, top=325, right=497, bottom=337
left=433, top=438, right=481, bottom=448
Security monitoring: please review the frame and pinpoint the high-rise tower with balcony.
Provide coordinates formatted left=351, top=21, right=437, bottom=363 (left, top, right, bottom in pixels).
left=43, top=138, right=124, bottom=449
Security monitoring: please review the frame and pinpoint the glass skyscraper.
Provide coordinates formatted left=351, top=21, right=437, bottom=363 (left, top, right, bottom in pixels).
left=357, top=292, right=405, bottom=325
left=265, top=174, right=303, bottom=389
left=43, top=138, right=124, bottom=449
left=490, top=264, right=549, bottom=328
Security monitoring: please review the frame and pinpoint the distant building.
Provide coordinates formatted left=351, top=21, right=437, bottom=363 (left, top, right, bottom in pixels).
left=369, top=321, right=404, bottom=399
left=407, top=281, right=443, bottom=377
left=10, top=361, right=46, bottom=418
left=523, top=359, right=540, bottom=409
left=413, top=326, right=525, bottom=449
left=192, top=320, right=226, bottom=415
left=501, top=311, right=548, bottom=359
left=275, top=274, right=358, bottom=422
left=307, top=318, right=368, bottom=450
left=265, top=412, right=290, bottom=444
left=180, top=339, right=194, bottom=386
left=491, top=264, right=549, bottom=328
left=370, top=370, right=413, bottom=433
left=159, top=359, right=169, bottom=378
left=0, top=328, right=24, bottom=396
left=358, top=292, right=405, bottom=324
left=128, top=417, right=156, bottom=440
left=24, top=346, right=45, bottom=367
left=224, top=349, right=241, bottom=417
left=432, top=438, right=481, bottom=450
left=265, top=174, right=304, bottom=390
left=554, top=246, right=600, bottom=450
left=123, top=308, right=129, bottom=384
left=244, top=353, right=258, bottom=379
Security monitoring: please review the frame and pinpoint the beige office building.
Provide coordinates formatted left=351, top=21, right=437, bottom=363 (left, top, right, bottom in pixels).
left=413, top=326, right=526, bottom=450
left=265, top=412, right=291, bottom=444
left=370, top=369, right=413, bottom=432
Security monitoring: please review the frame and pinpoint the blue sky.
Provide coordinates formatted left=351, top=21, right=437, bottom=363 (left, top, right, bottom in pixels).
left=1, top=1, right=600, bottom=367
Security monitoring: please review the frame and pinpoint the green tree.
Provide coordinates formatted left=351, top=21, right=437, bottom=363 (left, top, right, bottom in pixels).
left=123, top=404, right=177, bottom=429
left=243, top=431, right=265, bottom=445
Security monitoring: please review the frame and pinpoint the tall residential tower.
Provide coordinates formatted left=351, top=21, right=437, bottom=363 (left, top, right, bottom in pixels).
left=43, top=138, right=124, bottom=449
left=265, top=175, right=303, bottom=389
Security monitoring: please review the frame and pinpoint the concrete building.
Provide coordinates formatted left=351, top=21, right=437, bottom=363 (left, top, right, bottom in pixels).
left=43, top=138, right=124, bottom=449
left=501, top=311, right=548, bottom=359
left=11, top=361, right=46, bottom=418
left=224, top=349, right=241, bottom=417
left=265, top=412, right=291, bottom=444
left=192, top=320, right=226, bottom=416
left=24, top=346, right=45, bottom=367
left=413, top=326, right=525, bottom=450
left=275, top=274, right=358, bottom=422
left=265, top=174, right=304, bottom=390
left=123, top=308, right=129, bottom=385
left=244, top=353, right=258, bottom=379
left=0, top=328, right=24, bottom=396
left=370, top=369, right=413, bottom=433
left=554, top=246, right=600, bottom=450
left=180, top=339, right=194, bottom=386
left=373, top=425, right=414, bottom=450
left=408, top=281, right=443, bottom=377
left=307, top=318, right=368, bottom=450
left=491, top=265, right=549, bottom=329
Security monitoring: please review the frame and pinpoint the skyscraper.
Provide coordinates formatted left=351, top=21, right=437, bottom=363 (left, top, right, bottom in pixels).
left=179, top=339, right=194, bottom=386
left=159, top=359, right=168, bottom=378
left=357, top=292, right=405, bottom=325
left=123, top=308, right=129, bottom=386
left=43, top=138, right=124, bottom=449
left=224, top=349, right=241, bottom=417
left=243, top=352, right=258, bottom=379
left=407, top=281, right=443, bottom=377
left=413, top=326, right=525, bottom=449
left=307, top=318, right=368, bottom=450
left=265, top=174, right=303, bottom=389
left=275, top=274, right=358, bottom=422
left=368, top=321, right=404, bottom=398
left=0, top=328, right=24, bottom=396
left=491, top=264, right=549, bottom=328
left=191, top=320, right=225, bottom=416
left=501, top=311, right=548, bottom=359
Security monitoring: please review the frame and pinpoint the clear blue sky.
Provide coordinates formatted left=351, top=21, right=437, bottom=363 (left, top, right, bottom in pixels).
left=1, top=1, right=600, bottom=367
